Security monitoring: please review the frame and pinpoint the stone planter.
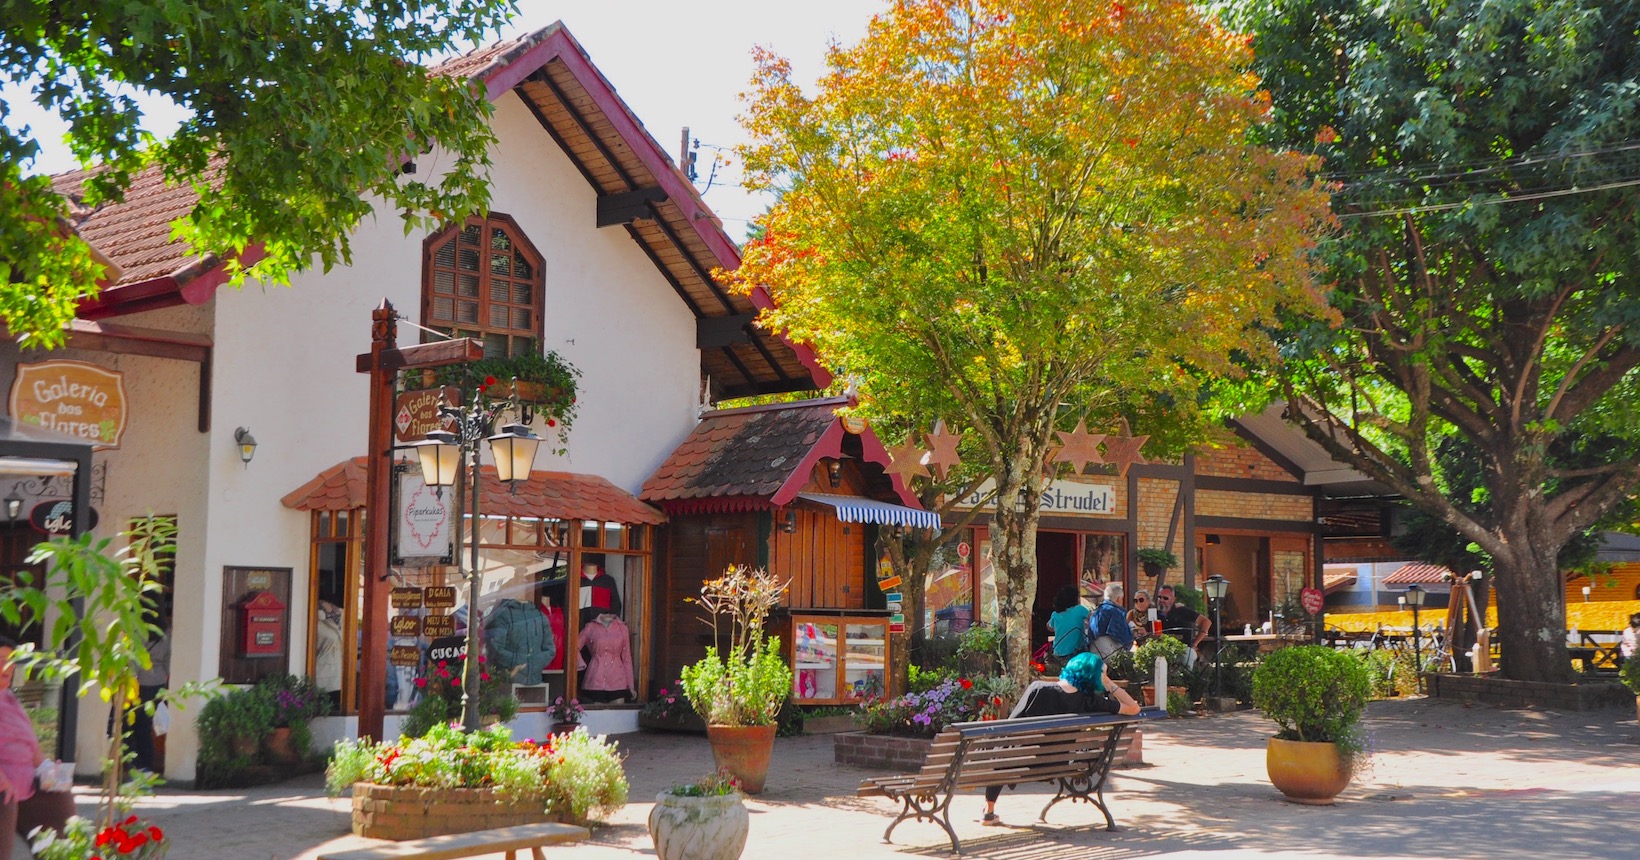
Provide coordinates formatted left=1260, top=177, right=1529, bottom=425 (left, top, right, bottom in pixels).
left=351, top=783, right=558, bottom=840
left=833, top=732, right=933, bottom=771
left=1142, top=685, right=1187, bottom=710
left=648, top=790, right=749, bottom=860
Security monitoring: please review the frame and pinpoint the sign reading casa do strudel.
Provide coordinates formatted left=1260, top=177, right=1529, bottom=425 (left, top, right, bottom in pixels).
left=8, top=360, right=129, bottom=449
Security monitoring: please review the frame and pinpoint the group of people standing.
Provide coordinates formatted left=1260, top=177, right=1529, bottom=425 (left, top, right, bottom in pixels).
left=1048, top=580, right=1213, bottom=669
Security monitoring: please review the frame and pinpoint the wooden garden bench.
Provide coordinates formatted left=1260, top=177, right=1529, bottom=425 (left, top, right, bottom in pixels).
left=316, top=822, right=588, bottom=860
left=857, top=708, right=1165, bottom=853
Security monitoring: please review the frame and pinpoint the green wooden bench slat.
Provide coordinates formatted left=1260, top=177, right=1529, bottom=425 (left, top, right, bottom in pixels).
left=317, top=822, right=589, bottom=860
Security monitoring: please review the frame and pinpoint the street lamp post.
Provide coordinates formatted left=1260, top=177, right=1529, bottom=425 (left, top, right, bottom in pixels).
left=1404, top=584, right=1426, bottom=694
left=413, top=386, right=541, bottom=731
left=1203, top=575, right=1229, bottom=699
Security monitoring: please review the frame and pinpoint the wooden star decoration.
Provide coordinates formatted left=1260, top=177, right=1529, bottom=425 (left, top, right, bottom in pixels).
left=1052, top=420, right=1106, bottom=473
left=883, top=439, right=930, bottom=480
left=1101, top=435, right=1149, bottom=477
left=923, top=421, right=962, bottom=479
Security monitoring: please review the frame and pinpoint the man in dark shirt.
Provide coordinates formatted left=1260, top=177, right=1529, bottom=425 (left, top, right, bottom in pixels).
left=1155, top=585, right=1210, bottom=656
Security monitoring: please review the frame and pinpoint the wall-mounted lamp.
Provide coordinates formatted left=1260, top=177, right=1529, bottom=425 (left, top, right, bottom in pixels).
left=4, top=489, right=22, bottom=522
left=233, top=427, right=258, bottom=467
left=826, top=458, right=843, bottom=489
left=781, top=509, right=798, bottom=534
left=1205, top=533, right=1221, bottom=545
left=1581, top=584, right=1592, bottom=603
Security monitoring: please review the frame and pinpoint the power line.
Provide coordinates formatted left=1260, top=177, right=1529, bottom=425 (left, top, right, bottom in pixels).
left=1337, top=176, right=1640, bottom=219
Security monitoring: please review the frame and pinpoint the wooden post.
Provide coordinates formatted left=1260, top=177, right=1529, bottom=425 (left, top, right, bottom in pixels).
left=355, top=302, right=485, bottom=741
left=358, top=301, right=397, bottom=741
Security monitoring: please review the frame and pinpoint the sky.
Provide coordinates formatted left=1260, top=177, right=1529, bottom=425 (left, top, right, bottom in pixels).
left=2, top=0, right=886, bottom=238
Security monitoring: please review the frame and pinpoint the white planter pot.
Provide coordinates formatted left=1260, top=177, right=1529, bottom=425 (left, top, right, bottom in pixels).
left=647, top=790, right=749, bottom=860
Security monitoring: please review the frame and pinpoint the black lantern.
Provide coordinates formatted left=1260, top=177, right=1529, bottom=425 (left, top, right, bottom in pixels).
left=1204, top=575, right=1229, bottom=697
left=1404, top=584, right=1426, bottom=693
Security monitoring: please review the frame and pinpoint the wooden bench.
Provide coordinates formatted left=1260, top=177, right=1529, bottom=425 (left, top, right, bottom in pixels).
left=316, top=822, right=589, bottom=860
left=857, top=708, right=1165, bottom=853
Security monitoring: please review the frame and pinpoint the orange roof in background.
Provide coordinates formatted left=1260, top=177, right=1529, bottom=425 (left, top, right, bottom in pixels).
left=1322, top=571, right=1358, bottom=594
left=282, top=457, right=664, bottom=525
left=1382, top=562, right=1453, bottom=586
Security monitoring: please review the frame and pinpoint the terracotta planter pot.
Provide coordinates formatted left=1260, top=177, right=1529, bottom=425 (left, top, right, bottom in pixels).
left=230, top=734, right=260, bottom=759
left=1141, top=685, right=1186, bottom=709
left=551, top=721, right=581, bottom=737
left=706, top=724, right=777, bottom=794
left=647, top=790, right=749, bottom=860
left=1265, top=737, right=1352, bottom=805
left=263, top=727, right=301, bottom=764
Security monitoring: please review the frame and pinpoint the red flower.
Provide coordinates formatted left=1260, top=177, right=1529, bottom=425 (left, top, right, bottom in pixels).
left=147, top=826, right=164, bottom=841
left=546, top=418, right=556, bottom=427
left=414, top=678, right=428, bottom=688
left=959, top=678, right=973, bottom=690
left=992, top=696, right=1003, bottom=706
left=481, top=672, right=491, bottom=681
left=484, top=376, right=497, bottom=386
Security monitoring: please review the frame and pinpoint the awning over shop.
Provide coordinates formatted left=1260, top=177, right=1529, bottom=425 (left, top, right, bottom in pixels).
left=797, top=492, right=940, bottom=529
left=282, top=457, right=665, bottom=525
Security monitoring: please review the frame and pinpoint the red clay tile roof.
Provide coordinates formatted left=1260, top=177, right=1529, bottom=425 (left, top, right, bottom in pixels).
left=641, top=400, right=844, bottom=505
left=282, top=456, right=373, bottom=511
left=1322, top=570, right=1358, bottom=594
left=282, top=456, right=663, bottom=524
left=1382, top=562, right=1452, bottom=586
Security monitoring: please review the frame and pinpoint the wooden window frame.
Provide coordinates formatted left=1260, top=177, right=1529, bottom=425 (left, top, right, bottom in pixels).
left=420, top=212, right=545, bottom=358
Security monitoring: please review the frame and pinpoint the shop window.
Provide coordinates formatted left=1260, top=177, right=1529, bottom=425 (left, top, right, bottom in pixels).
left=308, top=509, right=361, bottom=714
left=573, top=522, right=649, bottom=704
left=422, top=214, right=543, bottom=358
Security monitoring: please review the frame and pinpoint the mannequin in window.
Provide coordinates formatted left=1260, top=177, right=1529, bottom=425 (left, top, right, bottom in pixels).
left=578, top=612, right=633, bottom=704
left=315, top=600, right=344, bottom=710
left=484, top=594, right=556, bottom=685
left=578, top=562, right=622, bottom=627
left=539, top=594, right=567, bottom=673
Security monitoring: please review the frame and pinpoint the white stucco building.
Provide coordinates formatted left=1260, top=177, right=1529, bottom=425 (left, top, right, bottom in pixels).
left=3, top=24, right=825, bottom=783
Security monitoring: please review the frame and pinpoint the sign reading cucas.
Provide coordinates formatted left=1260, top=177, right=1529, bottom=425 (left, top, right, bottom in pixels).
left=9, top=360, right=129, bottom=449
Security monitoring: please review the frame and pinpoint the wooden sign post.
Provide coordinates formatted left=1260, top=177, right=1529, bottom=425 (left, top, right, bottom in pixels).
left=354, top=300, right=482, bottom=741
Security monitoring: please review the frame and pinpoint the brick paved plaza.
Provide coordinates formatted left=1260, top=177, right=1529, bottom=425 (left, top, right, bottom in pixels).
left=97, top=698, right=1640, bottom=860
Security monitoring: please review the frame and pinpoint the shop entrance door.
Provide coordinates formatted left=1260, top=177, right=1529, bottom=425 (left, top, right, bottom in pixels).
left=0, top=521, right=43, bottom=646
left=1031, top=531, right=1078, bottom=657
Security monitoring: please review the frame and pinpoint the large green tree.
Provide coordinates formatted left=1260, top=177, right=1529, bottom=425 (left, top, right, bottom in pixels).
left=1237, top=0, right=1640, bottom=682
left=728, top=0, right=1330, bottom=685
left=1, top=0, right=513, bottom=345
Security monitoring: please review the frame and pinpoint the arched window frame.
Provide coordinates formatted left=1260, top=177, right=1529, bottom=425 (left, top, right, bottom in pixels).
left=421, top=213, right=545, bottom=357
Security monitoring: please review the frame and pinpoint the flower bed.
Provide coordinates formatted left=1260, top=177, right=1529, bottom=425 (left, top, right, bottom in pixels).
left=327, top=722, right=628, bottom=835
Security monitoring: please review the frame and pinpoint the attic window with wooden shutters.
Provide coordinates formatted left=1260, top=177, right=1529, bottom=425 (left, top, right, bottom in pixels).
left=422, top=213, right=544, bottom=358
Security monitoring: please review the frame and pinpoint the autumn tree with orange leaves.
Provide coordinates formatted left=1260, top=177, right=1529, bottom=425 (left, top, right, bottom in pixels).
left=725, top=0, right=1333, bottom=687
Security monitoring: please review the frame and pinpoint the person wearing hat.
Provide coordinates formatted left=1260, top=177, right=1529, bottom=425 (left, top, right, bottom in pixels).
left=980, top=651, right=1139, bottom=827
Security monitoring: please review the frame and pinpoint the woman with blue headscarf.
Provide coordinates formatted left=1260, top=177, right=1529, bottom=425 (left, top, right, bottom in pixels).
left=981, top=652, right=1140, bottom=827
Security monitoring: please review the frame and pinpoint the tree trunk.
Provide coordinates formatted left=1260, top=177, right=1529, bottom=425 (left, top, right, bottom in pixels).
left=990, top=449, right=1045, bottom=691
left=1491, top=549, right=1572, bottom=684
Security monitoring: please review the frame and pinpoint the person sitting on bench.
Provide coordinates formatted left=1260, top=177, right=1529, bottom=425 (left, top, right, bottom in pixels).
left=981, top=652, right=1140, bottom=827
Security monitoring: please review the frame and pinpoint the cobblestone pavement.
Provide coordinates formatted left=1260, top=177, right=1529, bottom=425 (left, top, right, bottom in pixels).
left=61, top=697, right=1639, bottom=859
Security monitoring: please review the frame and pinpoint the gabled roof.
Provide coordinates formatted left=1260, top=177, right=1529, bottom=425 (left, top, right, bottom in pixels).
left=639, top=397, right=920, bottom=513
left=1382, top=562, right=1452, bottom=586
left=281, top=455, right=665, bottom=524
left=59, top=23, right=826, bottom=400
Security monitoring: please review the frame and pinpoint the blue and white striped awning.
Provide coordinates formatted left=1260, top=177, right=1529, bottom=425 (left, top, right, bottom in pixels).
left=796, top=492, right=941, bottom=529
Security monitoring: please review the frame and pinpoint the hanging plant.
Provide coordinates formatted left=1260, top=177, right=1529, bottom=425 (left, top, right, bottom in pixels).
left=429, top=340, right=581, bottom=454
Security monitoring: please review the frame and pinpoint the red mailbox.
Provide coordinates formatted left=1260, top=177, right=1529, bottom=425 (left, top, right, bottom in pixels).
left=239, top=590, right=286, bottom=656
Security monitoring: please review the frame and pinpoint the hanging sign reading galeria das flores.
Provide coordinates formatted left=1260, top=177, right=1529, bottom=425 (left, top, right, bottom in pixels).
left=8, top=360, right=129, bottom=449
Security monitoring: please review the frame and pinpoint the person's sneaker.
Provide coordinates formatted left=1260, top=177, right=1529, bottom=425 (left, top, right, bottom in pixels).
left=981, top=812, right=1004, bottom=827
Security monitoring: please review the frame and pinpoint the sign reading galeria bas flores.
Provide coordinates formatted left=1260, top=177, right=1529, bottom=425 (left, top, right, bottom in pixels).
left=952, top=479, right=1117, bottom=516
left=8, top=361, right=129, bottom=449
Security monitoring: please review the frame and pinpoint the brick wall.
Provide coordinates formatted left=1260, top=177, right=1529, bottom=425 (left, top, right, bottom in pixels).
left=833, top=732, right=933, bottom=771
left=1197, top=489, right=1312, bottom=521
left=1426, top=673, right=1632, bottom=711
left=1196, top=444, right=1299, bottom=482
left=351, top=784, right=560, bottom=840
left=1134, top=477, right=1181, bottom=557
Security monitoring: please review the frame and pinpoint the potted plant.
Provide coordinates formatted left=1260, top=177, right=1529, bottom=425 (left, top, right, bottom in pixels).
left=261, top=674, right=330, bottom=764
left=1137, top=548, right=1177, bottom=578
left=639, top=680, right=705, bottom=733
left=431, top=342, right=580, bottom=454
left=548, top=695, right=584, bottom=736
left=679, top=565, right=792, bottom=794
left=1251, top=645, right=1371, bottom=805
left=197, top=683, right=278, bottom=762
left=647, top=769, right=749, bottom=860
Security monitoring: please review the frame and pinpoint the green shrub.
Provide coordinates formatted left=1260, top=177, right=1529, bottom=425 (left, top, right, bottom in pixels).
left=1252, top=645, right=1371, bottom=763
left=1620, top=653, right=1640, bottom=695
left=197, top=683, right=278, bottom=785
left=955, top=624, right=1006, bottom=676
left=1166, top=688, right=1191, bottom=717
left=1133, top=636, right=1190, bottom=686
left=400, top=659, right=519, bottom=739
left=681, top=638, right=791, bottom=727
